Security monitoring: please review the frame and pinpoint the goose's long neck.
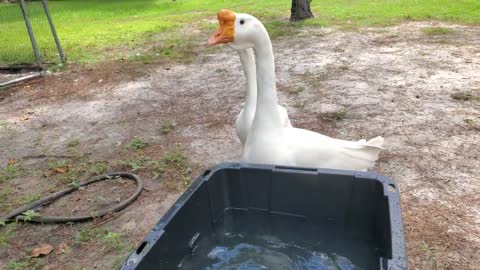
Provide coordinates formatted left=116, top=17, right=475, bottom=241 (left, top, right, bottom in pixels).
left=252, top=33, right=283, bottom=129
left=238, top=49, right=256, bottom=114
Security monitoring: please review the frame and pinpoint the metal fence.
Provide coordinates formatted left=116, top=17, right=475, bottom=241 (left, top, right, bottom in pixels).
left=0, top=0, right=63, bottom=68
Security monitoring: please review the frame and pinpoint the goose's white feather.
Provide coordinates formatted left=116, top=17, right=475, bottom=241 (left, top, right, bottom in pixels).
left=211, top=10, right=384, bottom=171
left=235, top=48, right=292, bottom=146
left=243, top=126, right=383, bottom=170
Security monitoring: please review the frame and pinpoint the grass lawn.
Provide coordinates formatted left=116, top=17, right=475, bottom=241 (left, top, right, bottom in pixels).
left=1, top=0, right=479, bottom=64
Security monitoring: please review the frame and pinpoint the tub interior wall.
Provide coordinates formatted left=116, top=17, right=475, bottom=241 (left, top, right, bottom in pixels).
left=135, top=167, right=392, bottom=269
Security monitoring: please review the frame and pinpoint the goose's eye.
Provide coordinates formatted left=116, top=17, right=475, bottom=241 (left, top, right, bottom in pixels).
left=240, top=19, right=245, bottom=25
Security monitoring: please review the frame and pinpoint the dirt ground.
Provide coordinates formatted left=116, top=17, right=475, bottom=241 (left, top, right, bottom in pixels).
left=1, top=21, right=479, bottom=269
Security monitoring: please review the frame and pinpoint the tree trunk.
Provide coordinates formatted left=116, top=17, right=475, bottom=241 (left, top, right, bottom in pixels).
left=290, top=0, right=314, bottom=22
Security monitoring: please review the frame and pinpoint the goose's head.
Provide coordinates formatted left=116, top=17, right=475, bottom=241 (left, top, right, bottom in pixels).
left=206, top=9, right=266, bottom=50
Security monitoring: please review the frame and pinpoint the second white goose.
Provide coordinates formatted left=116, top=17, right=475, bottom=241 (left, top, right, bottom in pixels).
left=235, top=48, right=292, bottom=146
left=207, top=9, right=384, bottom=171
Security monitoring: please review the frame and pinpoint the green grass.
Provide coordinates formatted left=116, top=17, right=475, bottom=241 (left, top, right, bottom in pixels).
left=67, top=138, right=80, bottom=147
left=103, top=231, right=125, bottom=251
left=18, top=194, right=42, bottom=206
left=8, top=258, right=43, bottom=270
left=464, top=118, right=479, bottom=130
left=20, top=210, right=40, bottom=222
left=48, top=160, right=68, bottom=171
left=76, top=228, right=103, bottom=243
left=0, top=189, right=43, bottom=214
left=161, top=121, right=175, bottom=134
left=126, top=137, right=148, bottom=150
left=46, top=156, right=110, bottom=185
left=163, top=150, right=188, bottom=166
left=451, top=91, right=480, bottom=101
left=287, top=86, right=305, bottom=95
left=1, top=0, right=479, bottom=64
left=163, top=149, right=192, bottom=188
left=121, top=155, right=165, bottom=179
left=422, top=26, right=454, bottom=35
left=323, top=107, right=349, bottom=121
left=120, top=148, right=192, bottom=187
left=76, top=228, right=126, bottom=251
left=0, top=162, right=22, bottom=183
left=0, top=223, right=16, bottom=246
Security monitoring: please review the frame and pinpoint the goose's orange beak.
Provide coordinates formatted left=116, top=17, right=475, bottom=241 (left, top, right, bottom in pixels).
left=206, top=9, right=235, bottom=47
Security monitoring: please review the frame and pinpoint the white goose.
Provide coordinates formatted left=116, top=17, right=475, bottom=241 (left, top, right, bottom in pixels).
left=207, top=9, right=384, bottom=171
left=235, top=48, right=292, bottom=146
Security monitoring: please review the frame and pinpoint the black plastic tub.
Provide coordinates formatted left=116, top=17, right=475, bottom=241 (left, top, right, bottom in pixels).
left=121, top=163, right=407, bottom=270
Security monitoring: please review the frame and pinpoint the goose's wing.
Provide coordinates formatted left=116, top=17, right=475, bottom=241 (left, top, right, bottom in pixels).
left=277, top=105, right=293, bottom=128
left=284, top=128, right=383, bottom=170
left=235, top=108, right=247, bottom=145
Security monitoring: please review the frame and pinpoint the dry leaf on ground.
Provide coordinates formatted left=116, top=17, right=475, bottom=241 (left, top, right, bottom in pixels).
left=55, top=242, right=69, bottom=255
left=19, top=115, right=30, bottom=121
left=31, top=244, right=53, bottom=257
left=54, top=167, right=68, bottom=174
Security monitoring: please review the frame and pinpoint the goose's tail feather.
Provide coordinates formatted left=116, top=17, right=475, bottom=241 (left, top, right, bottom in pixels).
left=336, top=136, right=384, bottom=170
left=364, top=136, right=384, bottom=149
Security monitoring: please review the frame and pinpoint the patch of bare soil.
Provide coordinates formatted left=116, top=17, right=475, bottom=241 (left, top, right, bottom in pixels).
left=0, top=21, right=479, bottom=269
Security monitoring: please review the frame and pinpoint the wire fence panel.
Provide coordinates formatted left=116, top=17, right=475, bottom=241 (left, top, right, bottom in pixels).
left=0, top=0, right=59, bottom=66
left=28, top=1, right=61, bottom=64
left=0, top=2, right=35, bottom=65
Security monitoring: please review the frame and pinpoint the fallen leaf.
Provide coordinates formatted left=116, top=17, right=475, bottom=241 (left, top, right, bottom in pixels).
left=54, top=167, right=68, bottom=174
left=43, top=170, right=54, bottom=178
left=20, top=115, right=30, bottom=121
left=31, top=244, right=53, bottom=257
left=7, top=159, right=17, bottom=165
left=55, top=242, right=69, bottom=255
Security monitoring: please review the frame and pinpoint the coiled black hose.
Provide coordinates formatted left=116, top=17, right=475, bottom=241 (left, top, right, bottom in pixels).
left=0, top=172, right=142, bottom=224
